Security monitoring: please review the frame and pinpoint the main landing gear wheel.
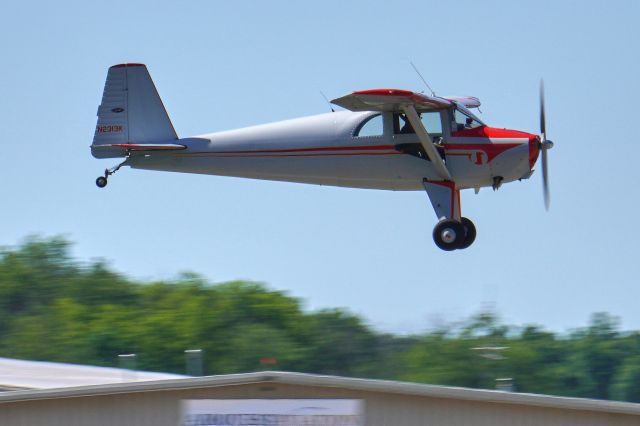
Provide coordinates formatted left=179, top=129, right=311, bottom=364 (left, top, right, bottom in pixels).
left=458, top=217, right=477, bottom=250
left=432, top=218, right=477, bottom=251
left=433, top=219, right=465, bottom=251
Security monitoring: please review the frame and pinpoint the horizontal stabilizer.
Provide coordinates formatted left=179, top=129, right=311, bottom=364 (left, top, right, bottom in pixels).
left=94, top=143, right=186, bottom=151
left=91, top=143, right=186, bottom=158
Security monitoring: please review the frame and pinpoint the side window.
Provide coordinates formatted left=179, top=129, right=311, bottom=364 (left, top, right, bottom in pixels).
left=421, top=111, right=443, bottom=136
left=354, top=114, right=383, bottom=137
left=393, top=112, right=443, bottom=136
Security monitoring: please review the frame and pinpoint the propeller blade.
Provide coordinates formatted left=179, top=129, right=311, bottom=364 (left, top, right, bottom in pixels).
left=541, top=146, right=550, bottom=211
left=540, top=79, right=546, bottom=141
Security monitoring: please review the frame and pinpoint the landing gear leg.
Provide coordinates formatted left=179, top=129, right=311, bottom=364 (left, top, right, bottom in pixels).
left=423, top=179, right=477, bottom=250
left=95, top=157, right=129, bottom=188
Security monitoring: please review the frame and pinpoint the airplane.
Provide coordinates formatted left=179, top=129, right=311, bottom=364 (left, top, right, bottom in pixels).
left=91, top=63, right=553, bottom=251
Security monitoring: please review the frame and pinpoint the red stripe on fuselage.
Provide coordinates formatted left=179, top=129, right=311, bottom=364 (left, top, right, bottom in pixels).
left=450, top=126, right=538, bottom=163
left=444, top=143, right=521, bottom=163
left=175, top=141, right=521, bottom=164
left=452, top=126, right=535, bottom=139
left=178, top=144, right=398, bottom=157
left=210, top=144, right=397, bottom=154
left=178, top=151, right=402, bottom=158
left=528, top=137, right=540, bottom=170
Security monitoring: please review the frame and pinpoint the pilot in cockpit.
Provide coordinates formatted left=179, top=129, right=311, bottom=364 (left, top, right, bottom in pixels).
left=400, top=114, right=415, bottom=134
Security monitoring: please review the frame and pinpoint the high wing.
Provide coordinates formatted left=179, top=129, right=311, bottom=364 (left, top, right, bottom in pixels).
left=331, top=89, right=452, bottom=112
left=331, top=89, right=480, bottom=111
left=331, top=89, right=453, bottom=180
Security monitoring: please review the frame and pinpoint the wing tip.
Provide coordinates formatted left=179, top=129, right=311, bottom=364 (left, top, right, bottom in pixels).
left=352, top=89, right=414, bottom=97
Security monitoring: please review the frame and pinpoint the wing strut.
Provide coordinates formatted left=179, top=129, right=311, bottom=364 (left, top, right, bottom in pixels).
left=402, top=105, right=452, bottom=181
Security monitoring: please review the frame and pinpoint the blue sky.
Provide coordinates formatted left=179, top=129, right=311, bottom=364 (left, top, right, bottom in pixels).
left=1, top=0, right=639, bottom=333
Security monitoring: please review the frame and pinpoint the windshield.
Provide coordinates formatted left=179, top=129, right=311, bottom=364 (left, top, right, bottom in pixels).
left=453, top=103, right=484, bottom=131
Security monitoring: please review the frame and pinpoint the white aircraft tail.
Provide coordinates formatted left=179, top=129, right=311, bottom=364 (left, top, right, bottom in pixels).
left=92, top=63, right=178, bottom=158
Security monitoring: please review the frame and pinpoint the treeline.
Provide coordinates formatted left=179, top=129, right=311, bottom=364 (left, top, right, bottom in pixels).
left=1, top=237, right=639, bottom=402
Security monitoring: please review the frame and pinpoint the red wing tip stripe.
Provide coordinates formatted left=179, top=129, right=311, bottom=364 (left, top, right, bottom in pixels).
left=110, top=63, right=146, bottom=69
left=353, top=89, right=414, bottom=97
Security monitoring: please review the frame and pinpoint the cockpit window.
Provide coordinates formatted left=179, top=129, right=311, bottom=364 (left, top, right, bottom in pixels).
left=453, top=105, right=484, bottom=131
left=354, top=114, right=383, bottom=137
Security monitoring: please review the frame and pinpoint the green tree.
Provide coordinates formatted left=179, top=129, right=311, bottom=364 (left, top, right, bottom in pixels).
left=611, top=355, right=640, bottom=402
left=299, top=309, right=379, bottom=377
left=215, top=323, right=305, bottom=373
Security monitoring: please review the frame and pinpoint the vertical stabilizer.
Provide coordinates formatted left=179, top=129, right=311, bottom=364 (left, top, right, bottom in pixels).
left=92, top=63, right=178, bottom=158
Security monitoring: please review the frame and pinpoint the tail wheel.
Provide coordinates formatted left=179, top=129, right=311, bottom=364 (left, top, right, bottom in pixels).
left=433, top=219, right=465, bottom=251
left=96, top=176, right=108, bottom=188
left=458, top=217, right=477, bottom=249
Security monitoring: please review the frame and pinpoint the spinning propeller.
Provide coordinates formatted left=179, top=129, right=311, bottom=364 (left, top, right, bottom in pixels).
left=539, top=80, right=554, bottom=211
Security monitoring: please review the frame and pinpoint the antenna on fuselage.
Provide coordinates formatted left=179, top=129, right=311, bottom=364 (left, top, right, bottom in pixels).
left=320, top=91, right=335, bottom=113
left=410, top=61, right=436, bottom=97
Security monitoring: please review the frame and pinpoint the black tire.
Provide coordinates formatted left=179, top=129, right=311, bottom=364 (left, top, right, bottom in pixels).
left=433, top=219, right=465, bottom=251
left=458, top=217, right=477, bottom=249
left=96, top=176, right=108, bottom=188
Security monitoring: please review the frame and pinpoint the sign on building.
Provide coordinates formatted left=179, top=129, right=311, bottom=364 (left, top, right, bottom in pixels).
left=181, top=399, right=363, bottom=426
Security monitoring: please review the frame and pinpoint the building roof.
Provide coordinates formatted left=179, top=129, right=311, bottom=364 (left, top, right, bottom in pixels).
left=0, top=371, right=639, bottom=416
left=0, top=357, right=186, bottom=390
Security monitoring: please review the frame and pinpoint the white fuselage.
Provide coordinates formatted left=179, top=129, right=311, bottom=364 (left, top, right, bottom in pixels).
left=126, top=110, right=535, bottom=191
